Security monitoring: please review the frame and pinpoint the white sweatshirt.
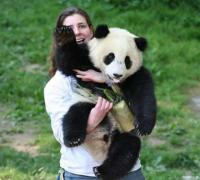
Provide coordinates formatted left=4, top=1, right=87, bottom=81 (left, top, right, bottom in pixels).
left=44, top=70, right=141, bottom=176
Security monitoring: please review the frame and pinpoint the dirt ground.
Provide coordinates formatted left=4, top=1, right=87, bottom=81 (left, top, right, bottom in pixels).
left=0, top=106, right=39, bottom=156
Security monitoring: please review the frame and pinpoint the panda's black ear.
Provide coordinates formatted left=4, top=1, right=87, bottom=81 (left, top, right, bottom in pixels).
left=134, top=37, right=148, bottom=51
left=94, top=24, right=110, bottom=38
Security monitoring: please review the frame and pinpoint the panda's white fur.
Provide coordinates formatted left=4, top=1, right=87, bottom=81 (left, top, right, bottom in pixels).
left=88, top=28, right=143, bottom=83
left=74, top=27, right=143, bottom=162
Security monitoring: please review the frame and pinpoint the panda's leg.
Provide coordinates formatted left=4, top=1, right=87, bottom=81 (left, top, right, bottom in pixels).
left=63, top=102, right=94, bottom=147
left=93, top=131, right=141, bottom=180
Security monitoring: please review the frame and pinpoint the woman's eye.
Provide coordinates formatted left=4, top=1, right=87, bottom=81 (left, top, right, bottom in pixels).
left=79, top=24, right=87, bottom=29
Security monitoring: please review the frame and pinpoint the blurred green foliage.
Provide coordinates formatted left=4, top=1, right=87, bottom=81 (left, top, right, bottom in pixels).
left=0, top=0, right=200, bottom=179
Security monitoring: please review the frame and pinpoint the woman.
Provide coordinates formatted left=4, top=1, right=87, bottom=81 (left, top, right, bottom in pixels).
left=44, top=7, right=145, bottom=180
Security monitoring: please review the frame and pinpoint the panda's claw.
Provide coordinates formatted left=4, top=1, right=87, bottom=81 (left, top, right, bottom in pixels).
left=72, top=138, right=81, bottom=146
left=54, top=25, right=75, bottom=46
left=65, top=135, right=85, bottom=147
left=93, top=167, right=102, bottom=177
left=136, top=121, right=153, bottom=136
left=56, top=25, right=71, bottom=34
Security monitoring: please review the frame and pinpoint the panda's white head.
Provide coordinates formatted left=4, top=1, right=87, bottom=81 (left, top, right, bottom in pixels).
left=88, top=25, right=147, bottom=83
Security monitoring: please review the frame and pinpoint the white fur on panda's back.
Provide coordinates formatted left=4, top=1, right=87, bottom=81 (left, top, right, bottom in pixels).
left=73, top=84, right=98, bottom=103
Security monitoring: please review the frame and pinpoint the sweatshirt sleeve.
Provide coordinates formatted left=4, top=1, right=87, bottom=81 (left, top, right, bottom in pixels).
left=44, top=74, right=74, bottom=145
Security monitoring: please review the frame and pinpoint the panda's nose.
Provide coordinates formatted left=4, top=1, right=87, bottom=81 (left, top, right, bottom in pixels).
left=113, top=73, right=123, bottom=79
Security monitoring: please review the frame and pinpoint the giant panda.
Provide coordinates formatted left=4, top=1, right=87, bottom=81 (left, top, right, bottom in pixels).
left=54, top=24, right=156, bottom=180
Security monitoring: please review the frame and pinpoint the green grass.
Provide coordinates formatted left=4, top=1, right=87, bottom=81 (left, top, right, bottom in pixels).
left=0, top=0, right=200, bottom=179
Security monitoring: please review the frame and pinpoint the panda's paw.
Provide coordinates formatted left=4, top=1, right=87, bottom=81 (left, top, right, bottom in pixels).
left=64, top=133, right=85, bottom=147
left=93, top=166, right=114, bottom=180
left=136, top=122, right=153, bottom=136
left=54, top=26, right=75, bottom=46
left=93, top=166, right=102, bottom=178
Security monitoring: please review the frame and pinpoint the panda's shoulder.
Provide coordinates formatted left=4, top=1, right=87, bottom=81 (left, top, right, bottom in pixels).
left=130, top=66, right=152, bottom=80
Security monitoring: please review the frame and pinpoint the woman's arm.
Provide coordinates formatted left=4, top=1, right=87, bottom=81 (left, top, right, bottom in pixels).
left=87, top=97, right=113, bottom=133
left=44, top=76, right=78, bottom=145
left=74, top=69, right=106, bottom=83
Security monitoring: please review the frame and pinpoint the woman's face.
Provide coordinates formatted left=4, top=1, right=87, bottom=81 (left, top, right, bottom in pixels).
left=63, top=14, right=93, bottom=44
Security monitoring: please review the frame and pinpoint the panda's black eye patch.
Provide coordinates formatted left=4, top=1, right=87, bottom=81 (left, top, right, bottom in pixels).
left=104, top=53, right=115, bottom=65
left=125, top=56, right=132, bottom=69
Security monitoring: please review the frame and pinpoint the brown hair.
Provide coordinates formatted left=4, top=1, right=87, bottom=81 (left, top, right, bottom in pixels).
left=48, top=7, right=93, bottom=76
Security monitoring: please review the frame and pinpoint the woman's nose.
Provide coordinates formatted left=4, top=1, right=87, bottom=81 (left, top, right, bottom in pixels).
left=73, top=27, right=80, bottom=35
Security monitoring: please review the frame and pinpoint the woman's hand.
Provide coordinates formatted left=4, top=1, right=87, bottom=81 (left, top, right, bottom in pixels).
left=74, top=69, right=106, bottom=83
left=87, top=97, right=113, bottom=133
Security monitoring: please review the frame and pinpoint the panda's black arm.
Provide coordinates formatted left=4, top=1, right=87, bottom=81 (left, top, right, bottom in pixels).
left=55, top=43, right=81, bottom=76
left=54, top=26, right=94, bottom=76
left=54, top=25, right=79, bottom=76
left=62, top=102, right=95, bottom=147
left=119, top=66, right=157, bottom=135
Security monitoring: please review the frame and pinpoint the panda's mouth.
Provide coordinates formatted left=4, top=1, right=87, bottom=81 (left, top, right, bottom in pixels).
left=107, top=75, right=122, bottom=83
